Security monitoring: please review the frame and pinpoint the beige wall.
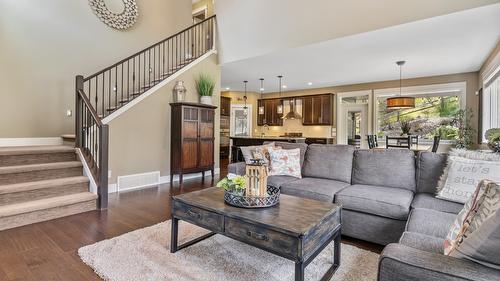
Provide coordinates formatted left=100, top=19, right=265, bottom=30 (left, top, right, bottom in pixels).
left=193, top=0, right=215, bottom=17
left=240, top=72, right=480, bottom=142
left=0, top=0, right=192, bottom=138
left=108, top=54, right=220, bottom=184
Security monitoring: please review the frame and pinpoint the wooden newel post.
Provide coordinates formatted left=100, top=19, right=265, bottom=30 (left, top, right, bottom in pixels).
left=245, top=162, right=268, bottom=196
left=75, top=75, right=84, bottom=148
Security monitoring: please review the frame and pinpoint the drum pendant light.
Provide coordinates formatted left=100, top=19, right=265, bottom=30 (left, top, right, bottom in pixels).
left=386, top=61, right=415, bottom=110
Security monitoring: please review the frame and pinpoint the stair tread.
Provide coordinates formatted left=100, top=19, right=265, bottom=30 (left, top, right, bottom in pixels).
left=61, top=134, right=75, bottom=139
left=0, top=161, right=82, bottom=175
left=0, top=145, right=75, bottom=156
left=0, top=192, right=97, bottom=218
left=0, top=176, right=88, bottom=195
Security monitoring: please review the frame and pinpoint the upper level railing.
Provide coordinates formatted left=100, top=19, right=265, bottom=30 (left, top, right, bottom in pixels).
left=75, top=16, right=216, bottom=209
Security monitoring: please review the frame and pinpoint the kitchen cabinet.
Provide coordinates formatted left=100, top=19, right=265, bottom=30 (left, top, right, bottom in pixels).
left=257, top=99, right=283, bottom=126
left=220, top=96, right=231, bottom=116
left=301, top=94, right=332, bottom=125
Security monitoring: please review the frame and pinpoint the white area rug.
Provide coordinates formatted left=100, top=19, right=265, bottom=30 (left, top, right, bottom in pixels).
left=78, top=220, right=379, bottom=281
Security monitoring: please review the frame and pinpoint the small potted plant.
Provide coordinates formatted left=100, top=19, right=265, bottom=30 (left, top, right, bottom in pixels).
left=399, top=119, right=412, bottom=136
left=196, top=73, right=215, bottom=105
left=485, top=128, right=500, bottom=153
left=216, top=173, right=246, bottom=196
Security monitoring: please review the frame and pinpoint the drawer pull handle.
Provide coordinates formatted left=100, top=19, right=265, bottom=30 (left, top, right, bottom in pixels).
left=246, top=231, right=268, bottom=241
left=187, top=210, right=201, bottom=219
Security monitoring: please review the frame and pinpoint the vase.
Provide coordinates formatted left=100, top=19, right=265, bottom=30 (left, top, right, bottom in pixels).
left=172, top=81, right=186, bottom=102
left=488, top=141, right=500, bottom=153
left=200, top=96, right=212, bottom=105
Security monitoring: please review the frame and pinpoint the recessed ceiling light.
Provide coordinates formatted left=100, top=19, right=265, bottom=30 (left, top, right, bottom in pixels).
left=282, top=85, right=287, bottom=89
left=225, top=87, right=230, bottom=90
left=307, top=82, right=313, bottom=86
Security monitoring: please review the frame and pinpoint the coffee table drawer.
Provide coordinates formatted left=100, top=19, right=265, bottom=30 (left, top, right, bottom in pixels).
left=173, top=201, right=223, bottom=232
left=224, top=217, right=298, bottom=258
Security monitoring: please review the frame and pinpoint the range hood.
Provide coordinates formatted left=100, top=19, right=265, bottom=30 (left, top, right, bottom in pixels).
left=282, top=99, right=302, bottom=120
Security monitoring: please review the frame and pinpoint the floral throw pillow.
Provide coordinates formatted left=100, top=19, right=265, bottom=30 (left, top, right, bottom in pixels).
left=268, top=147, right=302, bottom=178
left=444, top=180, right=500, bottom=269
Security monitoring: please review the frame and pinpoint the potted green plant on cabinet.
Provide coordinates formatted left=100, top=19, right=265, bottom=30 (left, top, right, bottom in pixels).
left=196, top=73, right=215, bottom=105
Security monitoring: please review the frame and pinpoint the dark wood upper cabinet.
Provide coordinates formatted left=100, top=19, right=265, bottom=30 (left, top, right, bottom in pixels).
left=301, top=94, right=332, bottom=126
left=170, top=102, right=216, bottom=184
left=257, top=99, right=283, bottom=126
left=220, top=96, right=231, bottom=116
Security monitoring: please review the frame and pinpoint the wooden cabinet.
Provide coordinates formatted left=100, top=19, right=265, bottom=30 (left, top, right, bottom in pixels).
left=257, top=99, right=283, bottom=126
left=220, top=96, right=231, bottom=116
left=301, top=94, right=332, bottom=125
left=170, top=102, right=216, bottom=184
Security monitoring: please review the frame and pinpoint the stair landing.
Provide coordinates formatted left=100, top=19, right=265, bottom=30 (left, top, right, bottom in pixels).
left=0, top=146, right=96, bottom=231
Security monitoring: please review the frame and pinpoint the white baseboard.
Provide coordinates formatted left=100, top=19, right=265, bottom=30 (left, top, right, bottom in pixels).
left=0, top=137, right=63, bottom=147
left=108, top=168, right=220, bottom=193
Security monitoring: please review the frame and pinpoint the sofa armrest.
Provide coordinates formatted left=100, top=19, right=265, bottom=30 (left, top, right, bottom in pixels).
left=227, top=162, right=246, bottom=175
left=378, top=243, right=500, bottom=281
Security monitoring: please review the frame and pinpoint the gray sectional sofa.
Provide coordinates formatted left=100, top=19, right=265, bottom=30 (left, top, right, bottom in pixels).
left=228, top=142, right=500, bottom=281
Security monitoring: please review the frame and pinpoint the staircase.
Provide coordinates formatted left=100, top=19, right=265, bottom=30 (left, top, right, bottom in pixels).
left=75, top=15, right=216, bottom=209
left=0, top=146, right=96, bottom=231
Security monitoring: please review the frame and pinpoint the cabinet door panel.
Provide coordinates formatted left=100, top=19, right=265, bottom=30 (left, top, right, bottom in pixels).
left=264, top=100, right=274, bottom=125
left=182, top=140, right=198, bottom=169
left=183, top=121, right=198, bottom=138
left=302, top=97, right=313, bottom=125
left=199, top=109, right=214, bottom=138
left=320, top=95, right=332, bottom=125
left=312, top=96, right=322, bottom=124
left=199, top=140, right=214, bottom=167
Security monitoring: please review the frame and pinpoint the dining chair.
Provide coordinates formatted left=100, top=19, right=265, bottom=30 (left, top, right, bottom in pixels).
left=431, top=135, right=441, bottom=153
left=386, top=136, right=411, bottom=149
left=367, top=135, right=375, bottom=149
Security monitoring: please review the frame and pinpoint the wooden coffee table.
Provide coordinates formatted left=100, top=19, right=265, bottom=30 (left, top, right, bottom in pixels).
left=170, top=187, right=342, bottom=281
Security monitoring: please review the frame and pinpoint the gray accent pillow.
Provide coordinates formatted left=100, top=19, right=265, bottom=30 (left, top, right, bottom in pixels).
left=352, top=149, right=416, bottom=191
left=239, top=142, right=275, bottom=165
left=302, top=144, right=354, bottom=183
left=416, top=151, right=447, bottom=194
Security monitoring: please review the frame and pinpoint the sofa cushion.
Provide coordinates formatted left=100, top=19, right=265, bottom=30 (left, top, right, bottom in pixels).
left=267, top=175, right=299, bottom=188
left=280, top=177, right=350, bottom=202
left=416, top=151, right=447, bottom=194
left=411, top=193, right=463, bottom=214
left=302, top=144, right=354, bottom=183
left=352, top=149, right=416, bottom=191
left=399, top=231, right=444, bottom=254
left=265, top=141, right=308, bottom=166
left=406, top=208, right=456, bottom=239
left=335, top=184, right=414, bottom=220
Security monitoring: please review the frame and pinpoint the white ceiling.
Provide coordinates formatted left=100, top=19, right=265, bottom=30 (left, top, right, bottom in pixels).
left=220, top=3, right=500, bottom=92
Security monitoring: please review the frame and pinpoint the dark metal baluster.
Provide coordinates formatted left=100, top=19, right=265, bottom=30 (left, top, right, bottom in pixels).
left=148, top=49, right=151, bottom=86
left=121, top=63, right=124, bottom=106
left=127, top=60, right=130, bottom=102
left=115, top=66, right=118, bottom=111
left=162, top=42, right=165, bottom=77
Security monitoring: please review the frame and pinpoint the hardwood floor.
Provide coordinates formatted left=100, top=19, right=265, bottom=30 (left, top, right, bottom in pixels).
left=0, top=157, right=382, bottom=281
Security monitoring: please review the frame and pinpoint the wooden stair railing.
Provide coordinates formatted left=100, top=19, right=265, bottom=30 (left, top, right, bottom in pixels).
left=75, top=16, right=216, bottom=209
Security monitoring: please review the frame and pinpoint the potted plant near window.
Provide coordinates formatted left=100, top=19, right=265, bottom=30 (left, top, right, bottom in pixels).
left=196, top=73, right=215, bottom=105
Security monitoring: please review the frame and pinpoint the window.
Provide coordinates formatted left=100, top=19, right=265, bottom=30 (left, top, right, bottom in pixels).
left=482, top=74, right=500, bottom=142
left=377, top=95, right=461, bottom=141
left=374, top=83, right=466, bottom=142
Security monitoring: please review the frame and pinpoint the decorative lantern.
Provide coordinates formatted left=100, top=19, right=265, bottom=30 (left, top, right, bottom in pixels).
left=172, top=81, right=186, bottom=102
left=245, top=159, right=268, bottom=197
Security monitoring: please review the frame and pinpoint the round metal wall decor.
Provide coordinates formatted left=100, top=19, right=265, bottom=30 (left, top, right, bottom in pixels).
left=89, top=0, right=138, bottom=30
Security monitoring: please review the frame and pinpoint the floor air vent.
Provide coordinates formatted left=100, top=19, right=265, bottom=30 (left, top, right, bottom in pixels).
left=117, top=171, right=160, bottom=192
